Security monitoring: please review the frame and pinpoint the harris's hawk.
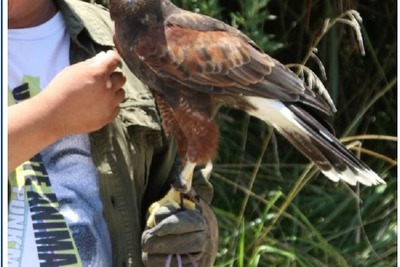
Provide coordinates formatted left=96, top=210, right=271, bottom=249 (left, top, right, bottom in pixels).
left=108, top=0, right=385, bottom=226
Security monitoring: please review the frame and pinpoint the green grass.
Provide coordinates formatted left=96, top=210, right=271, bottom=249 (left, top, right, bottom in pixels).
left=175, top=0, right=397, bottom=266
left=92, top=0, right=397, bottom=265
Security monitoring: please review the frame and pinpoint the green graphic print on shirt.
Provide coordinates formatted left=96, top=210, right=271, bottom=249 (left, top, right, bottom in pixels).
left=8, top=76, right=83, bottom=267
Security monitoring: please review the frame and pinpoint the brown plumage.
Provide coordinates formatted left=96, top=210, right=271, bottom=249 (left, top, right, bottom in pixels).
left=109, top=0, right=385, bottom=197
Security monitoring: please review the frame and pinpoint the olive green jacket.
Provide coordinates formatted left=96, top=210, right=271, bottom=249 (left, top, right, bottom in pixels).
left=56, top=0, right=190, bottom=266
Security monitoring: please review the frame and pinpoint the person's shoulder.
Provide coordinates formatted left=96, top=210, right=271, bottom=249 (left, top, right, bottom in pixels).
left=64, top=0, right=111, bottom=22
left=59, top=0, right=114, bottom=46
left=64, top=0, right=110, bottom=15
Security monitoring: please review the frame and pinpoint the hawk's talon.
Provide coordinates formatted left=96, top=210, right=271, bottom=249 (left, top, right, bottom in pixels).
left=146, top=188, right=196, bottom=228
left=179, top=191, right=201, bottom=211
left=179, top=192, right=184, bottom=211
left=172, top=177, right=187, bottom=192
left=146, top=161, right=198, bottom=228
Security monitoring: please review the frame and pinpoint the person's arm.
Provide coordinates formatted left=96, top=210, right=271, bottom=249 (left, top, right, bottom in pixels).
left=8, top=51, right=126, bottom=171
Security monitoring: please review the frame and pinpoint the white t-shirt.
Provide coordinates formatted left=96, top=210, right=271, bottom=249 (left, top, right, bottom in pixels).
left=8, top=12, right=111, bottom=267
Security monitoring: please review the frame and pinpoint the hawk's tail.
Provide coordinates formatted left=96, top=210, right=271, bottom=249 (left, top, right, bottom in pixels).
left=245, top=96, right=385, bottom=186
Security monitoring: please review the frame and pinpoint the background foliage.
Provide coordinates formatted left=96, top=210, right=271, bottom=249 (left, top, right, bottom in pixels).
left=91, top=0, right=397, bottom=266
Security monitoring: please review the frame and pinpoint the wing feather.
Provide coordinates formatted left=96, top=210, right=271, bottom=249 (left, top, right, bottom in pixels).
left=134, top=10, right=333, bottom=115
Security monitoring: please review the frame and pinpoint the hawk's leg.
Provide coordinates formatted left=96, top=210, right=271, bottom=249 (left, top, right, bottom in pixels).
left=172, top=161, right=197, bottom=194
left=146, top=161, right=197, bottom=228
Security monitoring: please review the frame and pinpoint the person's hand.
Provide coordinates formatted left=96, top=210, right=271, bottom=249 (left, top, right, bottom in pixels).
left=43, top=50, right=126, bottom=136
left=141, top=189, right=219, bottom=267
left=8, top=50, right=126, bottom=170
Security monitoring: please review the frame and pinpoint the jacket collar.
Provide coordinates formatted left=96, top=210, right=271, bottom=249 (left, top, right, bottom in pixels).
left=56, top=0, right=114, bottom=47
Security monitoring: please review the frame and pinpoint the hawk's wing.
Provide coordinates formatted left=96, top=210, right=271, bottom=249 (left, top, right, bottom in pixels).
left=111, top=0, right=385, bottom=187
left=134, top=10, right=334, bottom=116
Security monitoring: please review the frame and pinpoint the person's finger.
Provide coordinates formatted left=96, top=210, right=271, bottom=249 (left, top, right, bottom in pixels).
left=114, top=88, right=126, bottom=104
left=147, top=210, right=206, bottom=237
left=142, top=253, right=203, bottom=267
left=91, top=50, right=121, bottom=75
left=103, top=50, right=121, bottom=73
left=142, top=231, right=207, bottom=254
left=109, top=72, right=126, bottom=90
left=109, top=106, right=121, bottom=121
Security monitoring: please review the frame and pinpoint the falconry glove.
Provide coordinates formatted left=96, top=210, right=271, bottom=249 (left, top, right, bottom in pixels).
left=142, top=166, right=218, bottom=267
